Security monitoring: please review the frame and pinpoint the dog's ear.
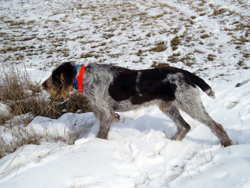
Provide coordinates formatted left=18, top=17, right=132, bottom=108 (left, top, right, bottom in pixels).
left=51, top=62, right=76, bottom=100
left=60, top=72, right=74, bottom=100
left=51, top=69, right=62, bottom=88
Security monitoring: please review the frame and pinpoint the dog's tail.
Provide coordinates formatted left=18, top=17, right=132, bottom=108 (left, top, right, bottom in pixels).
left=188, top=72, right=215, bottom=98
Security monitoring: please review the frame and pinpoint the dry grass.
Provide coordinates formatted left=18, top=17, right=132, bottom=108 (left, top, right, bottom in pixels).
left=171, top=36, right=181, bottom=50
left=151, top=62, right=169, bottom=68
left=207, top=54, right=216, bottom=61
left=0, top=67, right=92, bottom=125
left=0, top=126, right=40, bottom=158
left=200, top=34, right=210, bottom=39
left=149, top=44, right=167, bottom=52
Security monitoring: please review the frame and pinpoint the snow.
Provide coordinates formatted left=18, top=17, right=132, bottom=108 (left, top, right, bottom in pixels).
left=0, top=102, right=11, bottom=118
left=0, top=0, right=250, bottom=187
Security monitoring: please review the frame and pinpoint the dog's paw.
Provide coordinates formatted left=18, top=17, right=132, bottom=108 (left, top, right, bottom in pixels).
left=171, top=132, right=187, bottom=141
left=171, top=135, right=180, bottom=141
left=221, top=139, right=233, bottom=147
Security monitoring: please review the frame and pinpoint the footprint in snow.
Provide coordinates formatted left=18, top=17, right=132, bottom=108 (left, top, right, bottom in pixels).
left=225, top=99, right=238, bottom=109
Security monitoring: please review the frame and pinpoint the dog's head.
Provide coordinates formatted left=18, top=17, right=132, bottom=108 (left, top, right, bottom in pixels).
left=42, top=62, right=76, bottom=100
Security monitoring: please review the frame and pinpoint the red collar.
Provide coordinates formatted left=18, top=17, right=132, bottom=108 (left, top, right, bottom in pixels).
left=74, top=65, right=86, bottom=93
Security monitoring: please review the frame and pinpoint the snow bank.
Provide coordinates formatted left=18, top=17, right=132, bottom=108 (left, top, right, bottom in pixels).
left=27, top=113, right=96, bottom=144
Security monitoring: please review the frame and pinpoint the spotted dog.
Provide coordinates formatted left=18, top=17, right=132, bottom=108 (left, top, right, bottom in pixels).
left=42, top=62, right=233, bottom=146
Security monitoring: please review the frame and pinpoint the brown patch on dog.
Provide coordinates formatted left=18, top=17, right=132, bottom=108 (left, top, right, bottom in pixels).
left=60, top=72, right=75, bottom=100
left=42, top=75, right=61, bottom=99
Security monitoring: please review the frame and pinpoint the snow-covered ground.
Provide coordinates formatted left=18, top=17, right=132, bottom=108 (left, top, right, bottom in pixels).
left=0, top=0, right=250, bottom=187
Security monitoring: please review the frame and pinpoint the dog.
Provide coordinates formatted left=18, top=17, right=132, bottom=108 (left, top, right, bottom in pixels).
left=42, top=62, right=233, bottom=147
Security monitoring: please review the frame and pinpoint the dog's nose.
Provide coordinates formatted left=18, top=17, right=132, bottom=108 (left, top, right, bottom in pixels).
left=42, top=81, right=47, bottom=90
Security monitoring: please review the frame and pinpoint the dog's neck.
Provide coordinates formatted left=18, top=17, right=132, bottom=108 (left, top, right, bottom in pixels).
left=74, top=65, right=86, bottom=93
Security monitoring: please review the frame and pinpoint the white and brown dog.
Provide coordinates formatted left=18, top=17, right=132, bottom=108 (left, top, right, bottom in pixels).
left=42, top=62, right=232, bottom=146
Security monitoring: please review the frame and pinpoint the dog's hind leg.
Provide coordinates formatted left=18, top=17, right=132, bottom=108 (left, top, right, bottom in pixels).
left=159, top=103, right=191, bottom=141
left=176, top=89, right=233, bottom=147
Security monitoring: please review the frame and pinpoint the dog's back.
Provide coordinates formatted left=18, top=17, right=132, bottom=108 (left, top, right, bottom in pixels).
left=98, top=65, right=215, bottom=101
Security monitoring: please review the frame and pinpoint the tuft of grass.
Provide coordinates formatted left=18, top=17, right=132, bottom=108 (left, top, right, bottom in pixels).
left=149, top=44, right=167, bottom=52
left=180, top=54, right=195, bottom=67
left=243, top=53, right=249, bottom=58
left=103, top=33, right=115, bottom=39
left=213, top=8, right=228, bottom=16
left=200, top=34, right=209, bottom=39
left=137, top=49, right=143, bottom=56
left=0, top=69, right=36, bottom=102
left=171, top=36, right=180, bottom=50
left=238, top=60, right=244, bottom=67
left=81, top=52, right=101, bottom=59
left=207, top=54, right=216, bottom=61
left=168, top=56, right=179, bottom=63
left=173, top=52, right=181, bottom=56
left=151, top=62, right=169, bottom=68
left=234, top=35, right=249, bottom=45
left=237, top=59, right=249, bottom=69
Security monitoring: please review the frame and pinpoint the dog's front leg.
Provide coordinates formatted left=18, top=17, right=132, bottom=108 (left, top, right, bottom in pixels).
left=93, top=109, right=120, bottom=139
left=97, top=115, right=113, bottom=139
